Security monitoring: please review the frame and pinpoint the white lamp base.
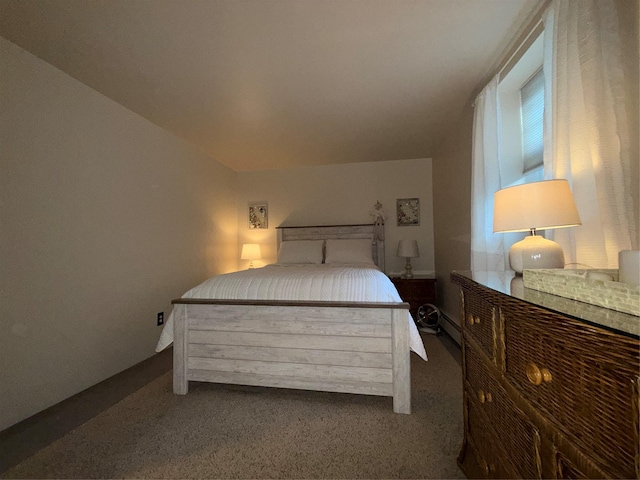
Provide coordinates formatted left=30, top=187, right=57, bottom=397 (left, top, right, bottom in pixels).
left=403, top=258, right=414, bottom=278
left=509, top=235, right=564, bottom=274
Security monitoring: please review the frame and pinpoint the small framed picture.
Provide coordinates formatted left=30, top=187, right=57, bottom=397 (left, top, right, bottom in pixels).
left=248, top=203, right=268, bottom=229
left=397, top=198, right=420, bottom=226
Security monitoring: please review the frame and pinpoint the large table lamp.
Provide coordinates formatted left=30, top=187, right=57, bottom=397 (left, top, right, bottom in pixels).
left=397, top=239, right=419, bottom=278
left=241, top=243, right=262, bottom=268
left=493, top=179, right=581, bottom=274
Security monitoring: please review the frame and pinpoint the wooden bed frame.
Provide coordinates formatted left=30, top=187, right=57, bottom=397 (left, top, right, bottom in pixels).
left=172, top=224, right=413, bottom=414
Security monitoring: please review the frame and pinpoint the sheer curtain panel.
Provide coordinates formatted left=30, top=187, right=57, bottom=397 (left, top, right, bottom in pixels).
left=471, top=76, right=507, bottom=272
left=542, top=0, right=638, bottom=268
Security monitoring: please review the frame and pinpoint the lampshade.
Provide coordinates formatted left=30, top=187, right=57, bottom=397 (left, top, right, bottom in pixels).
left=397, top=240, right=419, bottom=279
left=241, top=244, right=261, bottom=268
left=493, top=179, right=581, bottom=274
left=241, top=244, right=262, bottom=260
left=493, top=179, right=581, bottom=233
left=397, top=240, right=419, bottom=258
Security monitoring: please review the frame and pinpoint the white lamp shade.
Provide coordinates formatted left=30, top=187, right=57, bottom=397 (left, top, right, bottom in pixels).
left=397, top=240, right=419, bottom=258
left=493, top=179, right=581, bottom=233
left=241, top=244, right=262, bottom=260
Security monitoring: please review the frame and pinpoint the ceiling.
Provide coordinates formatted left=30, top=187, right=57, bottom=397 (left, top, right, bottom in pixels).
left=0, top=0, right=537, bottom=172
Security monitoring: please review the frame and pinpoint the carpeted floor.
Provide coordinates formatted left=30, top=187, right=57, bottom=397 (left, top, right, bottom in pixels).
left=2, top=334, right=464, bottom=479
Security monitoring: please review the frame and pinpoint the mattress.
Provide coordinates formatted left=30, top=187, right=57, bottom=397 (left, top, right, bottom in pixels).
left=155, top=264, right=427, bottom=360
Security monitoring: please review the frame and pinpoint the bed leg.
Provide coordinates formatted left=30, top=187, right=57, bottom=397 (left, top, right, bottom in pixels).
left=173, top=304, right=188, bottom=395
left=392, top=309, right=411, bottom=414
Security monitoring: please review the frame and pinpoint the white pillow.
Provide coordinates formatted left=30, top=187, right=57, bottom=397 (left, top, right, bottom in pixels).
left=324, top=239, right=375, bottom=265
left=276, top=240, right=324, bottom=264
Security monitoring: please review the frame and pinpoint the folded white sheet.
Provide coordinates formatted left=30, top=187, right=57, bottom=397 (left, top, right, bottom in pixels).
left=155, top=264, right=427, bottom=360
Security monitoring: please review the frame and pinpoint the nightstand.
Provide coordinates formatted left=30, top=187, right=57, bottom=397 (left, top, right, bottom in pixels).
left=389, top=276, right=437, bottom=320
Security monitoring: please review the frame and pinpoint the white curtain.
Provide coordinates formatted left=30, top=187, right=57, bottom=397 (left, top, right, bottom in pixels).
left=542, top=0, right=637, bottom=268
left=471, top=76, right=507, bottom=272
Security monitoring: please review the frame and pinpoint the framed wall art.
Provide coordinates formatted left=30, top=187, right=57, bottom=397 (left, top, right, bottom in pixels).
left=396, top=198, right=420, bottom=226
left=248, top=203, right=268, bottom=229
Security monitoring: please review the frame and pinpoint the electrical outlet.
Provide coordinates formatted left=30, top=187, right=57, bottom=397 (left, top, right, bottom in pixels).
left=157, top=312, right=164, bottom=326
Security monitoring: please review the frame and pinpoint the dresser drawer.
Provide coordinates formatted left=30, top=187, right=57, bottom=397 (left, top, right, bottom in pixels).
left=465, top=396, right=518, bottom=479
left=465, top=342, right=542, bottom=479
left=503, top=306, right=640, bottom=479
left=557, top=455, right=588, bottom=480
left=555, top=447, right=609, bottom=480
left=462, top=288, right=498, bottom=361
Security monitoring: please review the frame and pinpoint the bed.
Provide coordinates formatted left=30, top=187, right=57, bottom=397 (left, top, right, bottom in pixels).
left=156, top=224, right=427, bottom=414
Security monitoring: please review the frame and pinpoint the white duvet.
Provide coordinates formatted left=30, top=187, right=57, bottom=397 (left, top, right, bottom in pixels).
left=155, top=264, right=427, bottom=360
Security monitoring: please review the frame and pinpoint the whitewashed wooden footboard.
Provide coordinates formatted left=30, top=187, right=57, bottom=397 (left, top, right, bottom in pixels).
left=172, top=298, right=412, bottom=414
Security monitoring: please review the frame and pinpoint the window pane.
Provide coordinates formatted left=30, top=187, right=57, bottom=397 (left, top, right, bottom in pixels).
left=520, top=68, right=544, bottom=173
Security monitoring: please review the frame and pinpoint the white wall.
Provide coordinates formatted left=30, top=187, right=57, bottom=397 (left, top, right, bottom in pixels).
left=431, top=107, right=473, bottom=345
left=236, top=158, right=434, bottom=276
left=0, top=37, right=238, bottom=431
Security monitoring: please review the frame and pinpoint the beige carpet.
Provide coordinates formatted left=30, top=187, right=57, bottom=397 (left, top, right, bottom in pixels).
left=3, top=334, right=464, bottom=479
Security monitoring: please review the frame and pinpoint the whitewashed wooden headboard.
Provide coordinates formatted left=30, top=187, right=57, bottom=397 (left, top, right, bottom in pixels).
left=276, top=224, right=385, bottom=272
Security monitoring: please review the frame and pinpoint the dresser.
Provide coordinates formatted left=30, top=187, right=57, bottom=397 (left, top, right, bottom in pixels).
left=451, top=271, right=639, bottom=479
left=389, top=276, right=436, bottom=320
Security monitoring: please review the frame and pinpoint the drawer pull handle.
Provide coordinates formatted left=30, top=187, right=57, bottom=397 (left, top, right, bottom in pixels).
left=526, top=363, right=552, bottom=385
left=467, top=314, right=481, bottom=326
left=479, top=459, right=494, bottom=476
left=478, top=389, right=493, bottom=404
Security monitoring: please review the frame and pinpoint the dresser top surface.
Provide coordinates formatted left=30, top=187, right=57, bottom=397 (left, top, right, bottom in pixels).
left=452, top=270, right=640, bottom=338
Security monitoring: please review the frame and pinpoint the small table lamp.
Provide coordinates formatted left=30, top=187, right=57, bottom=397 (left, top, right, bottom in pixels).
left=241, top=243, right=262, bottom=268
left=397, top=240, right=419, bottom=278
left=493, top=179, right=581, bottom=274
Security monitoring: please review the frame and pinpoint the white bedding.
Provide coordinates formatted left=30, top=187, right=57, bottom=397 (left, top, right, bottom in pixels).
left=155, top=264, right=427, bottom=360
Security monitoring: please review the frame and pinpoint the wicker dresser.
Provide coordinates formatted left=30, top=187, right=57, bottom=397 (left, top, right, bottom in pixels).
left=451, top=271, right=640, bottom=479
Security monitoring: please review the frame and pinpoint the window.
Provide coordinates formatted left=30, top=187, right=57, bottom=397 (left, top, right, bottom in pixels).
left=520, top=68, right=544, bottom=173
left=498, top=33, right=544, bottom=187
left=493, top=32, right=545, bottom=266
